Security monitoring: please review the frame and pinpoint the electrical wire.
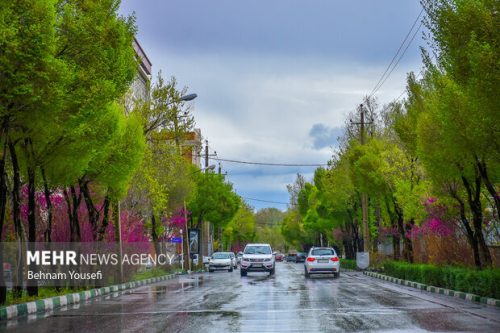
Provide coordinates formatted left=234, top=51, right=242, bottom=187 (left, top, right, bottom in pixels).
left=210, top=157, right=328, bottom=167
left=243, top=197, right=289, bottom=205
left=369, top=8, right=424, bottom=98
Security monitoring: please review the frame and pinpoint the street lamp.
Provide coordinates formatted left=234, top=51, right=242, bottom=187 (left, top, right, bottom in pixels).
left=180, top=93, right=197, bottom=102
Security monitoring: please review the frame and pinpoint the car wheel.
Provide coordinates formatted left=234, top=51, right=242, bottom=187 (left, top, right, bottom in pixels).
left=304, top=267, right=310, bottom=278
left=229, top=267, right=233, bottom=272
left=270, top=267, right=275, bottom=275
left=240, top=269, right=247, bottom=277
left=209, top=269, right=214, bottom=273
left=334, top=272, right=339, bottom=278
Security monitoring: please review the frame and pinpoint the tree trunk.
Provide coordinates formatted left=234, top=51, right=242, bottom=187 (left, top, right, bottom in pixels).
left=392, top=235, right=401, bottom=260
left=449, top=186, right=481, bottom=268
left=8, top=138, right=24, bottom=298
left=41, top=167, right=53, bottom=243
left=97, top=195, right=111, bottom=241
left=373, top=201, right=381, bottom=253
left=476, top=158, right=499, bottom=221
left=26, top=162, right=38, bottom=296
left=0, top=136, right=7, bottom=305
left=79, top=178, right=99, bottom=240
left=151, top=214, right=160, bottom=256
left=394, top=201, right=413, bottom=263
left=462, top=173, right=492, bottom=268
left=66, top=186, right=82, bottom=242
left=384, top=197, right=400, bottom=260
left=63, top=188, right=74, bottom=240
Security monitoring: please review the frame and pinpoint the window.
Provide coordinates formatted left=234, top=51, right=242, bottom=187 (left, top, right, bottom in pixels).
left=212, top=253, right=230, bottom=259
left=244, top=246, right=271, bottom=255
left=311, top=249, right=335, bottom=256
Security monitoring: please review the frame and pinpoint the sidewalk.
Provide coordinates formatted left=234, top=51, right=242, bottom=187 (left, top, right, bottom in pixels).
left=0, top=273, right=178, bottom=321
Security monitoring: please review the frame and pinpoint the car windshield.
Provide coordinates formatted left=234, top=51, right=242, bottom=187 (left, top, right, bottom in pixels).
left=212, top=253, right=230, bottom=259
left=244, top=246, right=271, bottom=254
left=311, top=249, right=335, bottom=256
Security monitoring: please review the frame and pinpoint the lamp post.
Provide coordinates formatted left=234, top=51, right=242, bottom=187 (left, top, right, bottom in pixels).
left=173, top=93, right=197, bottom=151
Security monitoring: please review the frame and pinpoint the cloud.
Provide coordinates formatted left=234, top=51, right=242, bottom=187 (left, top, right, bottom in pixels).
left=309, top=124, right=343, bottom=150
left=119, top=0, right=425, bottom=209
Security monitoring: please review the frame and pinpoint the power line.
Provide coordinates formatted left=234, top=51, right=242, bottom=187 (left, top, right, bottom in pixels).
left=210, top=157, right=328, bottom=167
left=243, top=197, right=289, bottom=205
left=369, top=8, right=424, bottom=98
left=394, top=53, right=436, bottom=102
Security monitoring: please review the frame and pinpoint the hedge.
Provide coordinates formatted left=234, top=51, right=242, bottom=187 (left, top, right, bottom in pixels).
left=383, top=261, right=500, bottom=299
left=341, top=259, right=357, bottom=270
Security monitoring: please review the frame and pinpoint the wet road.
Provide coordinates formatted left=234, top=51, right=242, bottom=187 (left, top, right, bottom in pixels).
left=2, top=262, right=500, bottom=332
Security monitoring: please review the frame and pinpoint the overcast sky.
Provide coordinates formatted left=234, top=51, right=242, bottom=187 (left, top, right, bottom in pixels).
left=119, top=0, right=425, bottom=211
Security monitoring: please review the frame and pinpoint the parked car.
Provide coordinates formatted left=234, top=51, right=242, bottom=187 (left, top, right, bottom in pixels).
left=225, top=252, right=238, bottom=269
left=275, top=253, right=284, bottom=262
left=236, top=251, right=244, bottom=264
left=208, top=252, right=234, bottom=272
left=304, top=247, right=340, bottom=278
left=191, top=253, right=199, bottom=266
left=240, top=243, right=275, bottom=276
left=296, top=252, right=307, bottom=263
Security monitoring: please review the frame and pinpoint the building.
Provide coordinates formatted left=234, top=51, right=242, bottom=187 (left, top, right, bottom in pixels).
left=131, top=37, right=152, bottom=102
left=182, top=129, right=202, bottom=167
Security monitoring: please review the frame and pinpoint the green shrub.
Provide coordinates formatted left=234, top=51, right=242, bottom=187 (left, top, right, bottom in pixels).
left=420, top=265, right=443, bottom=286
left=341, top=259, right=357, bottom=270
left=382, top=261, right=500, bottom=298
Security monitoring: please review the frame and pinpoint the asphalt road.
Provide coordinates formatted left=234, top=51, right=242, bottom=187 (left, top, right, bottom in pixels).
left=2, top=262, right=500, bottom=332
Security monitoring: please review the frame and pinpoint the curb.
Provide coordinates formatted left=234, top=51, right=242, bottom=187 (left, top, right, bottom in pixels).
left=0, top=273, right=177, bottom=321
left=363, top=271, right=500, bottom=307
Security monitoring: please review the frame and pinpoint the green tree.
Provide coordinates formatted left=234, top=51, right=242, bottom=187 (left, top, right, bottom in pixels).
left=415, top=0, right=499, bottom=268
left=223, top=202, right=256, bottom=250
left=188, top=172, right=240, bottom=254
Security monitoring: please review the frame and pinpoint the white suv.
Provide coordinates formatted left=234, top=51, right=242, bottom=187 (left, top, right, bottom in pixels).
left=240, top=243, right=275, bottom=276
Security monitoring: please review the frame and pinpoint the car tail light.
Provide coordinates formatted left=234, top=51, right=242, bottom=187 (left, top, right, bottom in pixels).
left=331, top=257, right=339, bottom=262
left=306, top=257, right=315, bottom=262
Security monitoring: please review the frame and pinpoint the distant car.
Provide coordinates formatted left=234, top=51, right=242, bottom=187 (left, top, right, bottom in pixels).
left=240, top=243, right=275, bottom=276
left=208, top=252, right=233, bottom=272
left=144, top=257, right=154, bottom=270
left=236, top=251, right=243, bottom=264
left=296, top=252, right=307, bottom=263
left=304, top=247, right=340, bottom=278
left=286, top=253, right=297, bottom=262
left=275, top=253, right=284, bottom=262
left=225, top=252, right=238, bottom=269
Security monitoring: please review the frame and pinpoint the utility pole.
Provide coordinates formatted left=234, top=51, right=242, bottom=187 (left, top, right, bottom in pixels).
left=351, top=104, right=372, bottom=253
left=205, top=139, right=209, bottom=172
left=203, top=139, right=210, bottom=259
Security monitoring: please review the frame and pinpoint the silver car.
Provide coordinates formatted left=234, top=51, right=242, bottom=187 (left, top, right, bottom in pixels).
left=208, top=252, right=233, bottom=272
left=304, top=247, right=340, bottom=278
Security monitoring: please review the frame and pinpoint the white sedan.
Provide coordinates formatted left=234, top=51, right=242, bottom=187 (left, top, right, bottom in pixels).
left=208, top=252, right=234, bottom=272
